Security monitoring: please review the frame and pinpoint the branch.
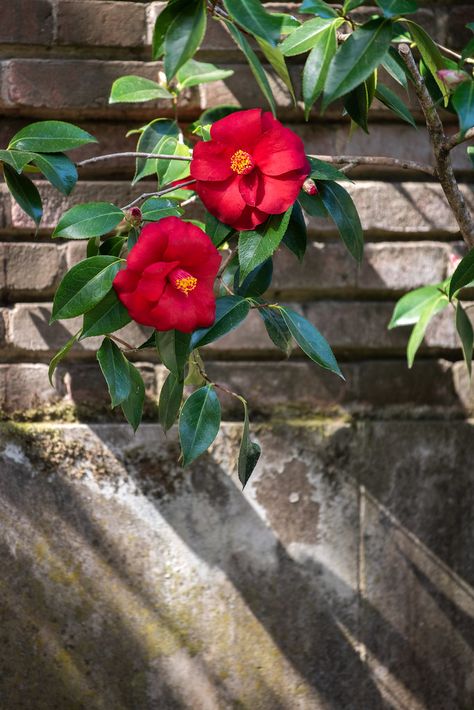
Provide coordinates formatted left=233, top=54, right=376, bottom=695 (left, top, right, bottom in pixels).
left=446, top=126, right=474, bottom=152
left=77, top=151, right=192, bottom=168
left=312, top=154, right=436, bottom=176
left=121, top=179, right=196, bottom=210
left=398, top=43, right=474, bottom=249
left=217, top=246, right=236, bottom=277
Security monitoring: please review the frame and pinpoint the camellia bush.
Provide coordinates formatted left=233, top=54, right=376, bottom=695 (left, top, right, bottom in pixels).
left=1, top=0, right=473, bottom=484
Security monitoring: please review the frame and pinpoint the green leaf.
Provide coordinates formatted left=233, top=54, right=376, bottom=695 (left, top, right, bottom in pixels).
left=52, top=202, right=124, bottom=239
left=225, top=21, right=277, bottom=115
left=238, top=399, right=261, bottom=488
left=235, top=259, right=273, bottom=297
left=176, top=59, right=234, bottom=90
left=179, top=385, right=221, bottom=466
left=258, top=306, right=293, bottom=355
left=8, top=120, right=96, bottom=153
left=300, top=0, right=338, bottom=18
left=318, top=181, right=364, bottom=262
left=0, top=149, right=36, bottom=172
left=99, top=236, right=126, bottom=257
left=191, top=296, right=250, bottom=349
left=87, top=237, right=100, bottom=258
left=3, top=165, right=42, bottom=226
left=223, top=0, right=289, bottom=45
left=52, top=256, right=122, bottom=320
left=389, top=282, right=449, bottom=327
left=156, top=330, right=191, bottom=380
left=282, top=202, right=307, bottom=260
left=405, top=21, right=449, bottom=104
left=48, top=330, right=81, bottom=386
left=164, top=0, right=207, bottom=81
left=407, top=295, right=445, bottom=368
left=97, top=338, right=132, bottom=408
left=308, top=156, right=351, bottom=181
left=298, top=190, right=328, bottom=217
left=159, top=371, right=184, bottom=432
left=32, top=152, right=78, bottom=196
left=238, top=208, right=293, bottom=282
left=462, top=37, right=474, bottom=62
left=184, top=352, right=206, bottom=387
left=109, top=76, right=173, bottom=103
left=81, top=289, right=131, bottom=338
left=343, top=76, right=376, bottom=133
left=156, top=138, right=191, bottom=187
left=279, top=306, right=343, bottom=377
left=452, top=81, right=474, bottom=136
left=193, top=106, right=240, bottom=128
left=468, top=146, right=474, bottom=168
left=382, top=46, right=409, bottom=89
left=141, top=197, right=182, bottom=222
left=376, top=0, right=417, bottom=18
left=374, top=83, right=416, bottom=126
left=256, top=38, right=296, bottom=104
left=121, top=362, right=145, bottom=431
left=152, top=0, right=187, bottom=60
left=343, top=0, right=365, bottom=10
left=280, top=16, right=337, bottom=56
left=133, top=119, right=179, bottom=184
left=456, top=302, right=473, bottom=376
left=302, top=23, right=338, bottom=119
left=323, top=18, right=393, bottom=109
left=449, top=250, right=474, bottom=298
left=205, top=212, right=233, bottom=247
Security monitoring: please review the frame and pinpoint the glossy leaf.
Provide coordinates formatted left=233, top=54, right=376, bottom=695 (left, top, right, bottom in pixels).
left=133, top=119, right=179, bottom=184
left=8, top=120, right=96, bottom=153
left=235, top=259, right=273, bottom=297
left=323, top=19, right=392, bottom=109
left=141, top=197, right=182, bottom=221
left=52, top=256, right=122, bottom=320
left=343, top=0, right=365, bottom=9
left=256, top=38, right=296, bottom=104
left=308, top=156, right=351, bottom=181
left=406, top=21, right=448, bottom=104
left=156, top=330, right=191, bottom=380
left=407, top=295, right=446, bottom=368
left=97, top=338, right=132, bottom=408
left=375, top=83, right=416, bottom=126
left=205, top=212, right=233, bottom=247
left=318, top=181, right=364, bottom=262
left=452, top=81, right=474, bottom=136
left=0, top=149, right=36, bottom=172
left=48, top=330, right=81, bottom=385
left=238, top=399, right=261, bottom=488
left=279, top=306, right=343, bottom=377
left=461, top=37, right=474, bottom=62
left=238, top=208, right=292, bottom=282
left=302, top=23, right=338, bottom=119
left=99, top=236, right=126, bottom=257
left=109, top=76, right=173, bottom=103
left=258, top=306, right=293, bottom=356
left=3, top=165, right=42, bottom=226
left=81, top=289, right=132, bottom=338
left=280, top=16, right=337, bottom=56
left=179, top=385, right=221, bottom=466
left=376, top=0, right=417, bottom=18
left=156, top=138, right=191, bottom=187
left=176, top=59, right=233, bottom=90
left=52, top=202, right=124, bottom=239
left=191, top=296, right=250, bottom=349
left=32, top=152, right=78, bottom=195
left=164, top=0, right=207, bottom=81
left=449, top=251, right=474, bottom=298
left=300, top=0, right=338, bottom=18
left=282, top=202, right=307, bottom=260
left=456, top=302, right=473, bottom=376
left=159, top=371, right=184, bottom=432
left=152, top=0, right=187, bottom=59
left=382, top=46, right=409, bottom=89
left=298, top=190, right=328, bottom=217
left=389, top=282, right=449, bottom=327
left=223, top=0, right=290, bottom=45
left=121, top=363, right=145, bottom=431
left=343, top=75, right=376, bottom=133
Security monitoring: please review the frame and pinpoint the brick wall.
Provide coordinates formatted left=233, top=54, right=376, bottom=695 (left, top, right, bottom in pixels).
left=1, top=3, right=474, bottom=709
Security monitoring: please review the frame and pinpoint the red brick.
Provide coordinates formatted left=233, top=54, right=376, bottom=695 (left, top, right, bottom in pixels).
left=57, top=0, right=146, bottom=48
left=0, top=0, right=53, bottom=45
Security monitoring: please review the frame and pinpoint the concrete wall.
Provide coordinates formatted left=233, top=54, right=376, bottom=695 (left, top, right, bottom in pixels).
left=0, top=2, right=474, bottom=708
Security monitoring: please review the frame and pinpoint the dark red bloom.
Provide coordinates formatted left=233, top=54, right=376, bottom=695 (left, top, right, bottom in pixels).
left=113, top=216, right=221, bottom=333
left=190, top=108, right=310, bottom=231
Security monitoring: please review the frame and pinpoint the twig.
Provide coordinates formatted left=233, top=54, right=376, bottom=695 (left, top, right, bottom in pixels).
left=109, top=334, right=136, bottom=351
left=398, top=43, right=474, bottom=249
left=217, top=247, right=236, bottom=277
left=311, top=154, right=436, bottom=176
left=191, top=352, right=243, bottom=401
left=121, top=179, right=196, bottom=210
left=446, top=127, right=474, bottom=152
left=77, top=152, right=192, bottom=168
left=217, top=274, right=234, bottom=296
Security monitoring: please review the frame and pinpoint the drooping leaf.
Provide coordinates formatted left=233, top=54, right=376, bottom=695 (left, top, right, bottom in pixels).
left=256, top=38, right=296, bottom=104
left=191, top=296, right=251, bottom=349
left=376, top=0, right=417, bottom=18
left=280, top=16, right=337, bottom=56
left=141, top=197, right=182, bottom=221
left=238, top=399, right=261, bottom=488
left=235, top=259, right=273, bottom=297
left=176, top=59, right=234, bottom=90
left=81, top=289, right=132, bottom=338
left=343, top=0, right=365, bottom=10
left=121, top=362, right=145, bottom=431
left=48, top=330, right=81, bottom=385
left=32, top=152, right=78, bottom=195
left=238, top=208, right=293, bottom=282
left=302, top=22, right=339, bottom=119
left=156, top=330, right=191, bottom=380
left=318, top=181, right=364, bottom=262
left=133, top=119, right=179, bottom=184
left=0, top=149, right=37, bottom=172
left=164, top=0, right=207, bottom=81
left=205, top=212, right=233, bottom=247
left=300, top=0, right=338, bottom=18
left=323, top=18, right=393, bottom=109
left=3, top=165, right=42, bottom=226
left=405, top=21, right=449, bottom=104
left=109, top=76, right=173, bottom=103
left=52, top=202, right=124, bottom=239
left=389, top=282, right=449, bottom=327
left=407, top=294, right=446, bottom=368
left=156, top=138, right=191, bottom=187
left=456, top=302, right=473, bottom=376
left=343, top=73, right=377, bottom=133
left=97, top=338, right=132, bottom=408
left=152, top=0, right=188, bottom=59
left=449, top=251, right=474, bottom=298
left=159, top=371, right=184, bottom=432
left=8, top=121, right=96, bottom=153
left=52, top=256, right=122, bottom=320
left=258, top=305, right=293, bottom=356
left=308, top=156, right=351, bottom=181
left=298, top=190, right=328, bottom=217
left=452, top=81, right=474, bottom=136
left=192, top=106, right=240, bottom=128
left=381, top=46, right=409, bottom=89
left=223, top=0, right=291, bottom=45
left=279, top=306, right=343, bottom=377
left=99, top=236, right=126, bottom=257
left=375, top=83, right=416, bottom=126
left=282, top=201, right=307, bottom=260
left=179, top=385, right=221, bottom=466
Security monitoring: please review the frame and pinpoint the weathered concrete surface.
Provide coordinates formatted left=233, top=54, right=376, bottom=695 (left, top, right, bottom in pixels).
left=0, top=421, right=473, bottom=709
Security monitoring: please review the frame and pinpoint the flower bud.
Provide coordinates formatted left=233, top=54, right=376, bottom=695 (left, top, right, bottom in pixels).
left=302, top=178, right=318, bottom=196
left=121, top=207, right=142, bottom=230
left=437, top=69, right=470, bottom=92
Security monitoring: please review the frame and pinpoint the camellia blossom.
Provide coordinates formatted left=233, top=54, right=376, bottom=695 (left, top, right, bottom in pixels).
left=113, top=216, right=221, bottom=333
left=189, top=108, right=310, bottom=231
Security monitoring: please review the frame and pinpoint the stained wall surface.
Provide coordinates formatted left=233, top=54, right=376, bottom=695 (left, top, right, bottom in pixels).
left=0, top=2, right=474, bottom=709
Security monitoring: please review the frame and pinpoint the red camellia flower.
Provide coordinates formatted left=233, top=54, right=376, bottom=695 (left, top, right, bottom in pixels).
left=113, top=216, right=221, bottom=333
left=189, top=108, right=310, bottom=231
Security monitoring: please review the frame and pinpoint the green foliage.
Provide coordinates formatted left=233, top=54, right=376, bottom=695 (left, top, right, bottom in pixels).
left=406, top=21, right=448, bottom=104
left=156, top=330, right=192, bottom=380
left=52, top=256, right=122, bottom=321
left=238, top=399, right=261, bottom=488
left=81, top=290, right=132, bottom=338
left=343, top=72, right=377, bottom=133
left=141, top=197, right=183, bottom=221
left=376, top=0, right=417, bottom=18
left=32, top=153, right=78, bottom=195
left=449, top=251, right=474, bottom=298
left=121, top=362, right=145, bottom=431
left=176, top=59, right=234, bottom=90
left=374, top=84, right=416, bottom=126
left=3, top=165, right=42, bottom=226
left=258, top=306, right=293, bottom=356
left=279, top=307, right=343, bottom=377
left=308, top=157, right=350, bottom=181
left=132, top=119, right=180, bottom=184
left=318, top=181, right=364, bottom=262
left=300, top=0, right=338, bottom=18
left=389, top=282, right=449, bottom=327
left=109, top=76, right=173, bottom=103
left=223, top=0, right=293, bottom=46
left=235, top=259, right=273, bottom=298
left=205, top=213, right=233, bottom=247
left=456, top=302, right=473, bottom=376
left=302, top=22, right=339, bottom=119
left=159, top=372, right=184, bottom=432
left=452, top=81, right=474, bottom=136
left=238, top=208, right=293, bottom=282
left=282, top=202, right=307, bottom=260
left=163, top=0, right=207, bottom=81
left=52, top=202, right=124, bottom=239
left=191, top=296, right=250, bottom=349
left=8, top=121, right=96, bottom=153
left=0, top=149, right=37, bottom=172
left=97, top=338, right=132, bottom=408
left=280, top=16, right=338, bottom=56
left=179, top=385, right=221, bottom=466
left=48, top=330, right=81, bottom=385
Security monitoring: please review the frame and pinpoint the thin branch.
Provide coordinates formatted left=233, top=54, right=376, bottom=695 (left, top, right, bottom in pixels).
left=77, top=151, right=192, bottom=168
left=121, top=179, right=196, bottom=210
left=312, top=154, right=436, bottom=176
left=446, top=126, right=474, bottom=152
left=217, top=247, right=236, bottom=277
left=109, top=334, right=136, bottom=351
left=398, top=43, right=474, bottom=249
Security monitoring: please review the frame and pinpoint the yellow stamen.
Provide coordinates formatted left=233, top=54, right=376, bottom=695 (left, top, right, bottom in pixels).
left=175, top=275, right=197, bottom=296
left=230, top=149, right=254, bottom=175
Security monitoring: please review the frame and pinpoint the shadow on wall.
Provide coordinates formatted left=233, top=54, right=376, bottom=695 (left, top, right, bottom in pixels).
left=0, top=420, right=473, bottom=709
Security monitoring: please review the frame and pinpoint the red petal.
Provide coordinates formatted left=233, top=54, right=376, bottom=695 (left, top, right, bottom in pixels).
left=195, top=176, right=248, bottom=230
left=150, top=283, right=216, bottom=333
left=162, top=221, right=222, bottom=280
left=257, top=171, right=306, bottom=213
left=210, top=109, right=263, bottom=150
left=191, top=141, right=233, bottom=181
left=127, top=221, right=169, bottom=272
left=239, top=170, right=264, bottom=207
left=135, top=261, right=178, bottom=302
left=253, top=127, right=309, bottom=177
left=113, top=268, right=139, bottom=295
